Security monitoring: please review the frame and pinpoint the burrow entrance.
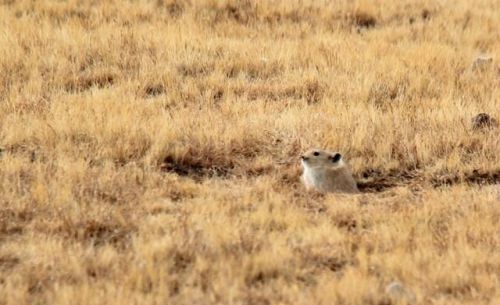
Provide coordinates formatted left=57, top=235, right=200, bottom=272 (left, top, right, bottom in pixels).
left=161, top=156, right=500, bottom=193
left=357, top=168, right=500, bottom=193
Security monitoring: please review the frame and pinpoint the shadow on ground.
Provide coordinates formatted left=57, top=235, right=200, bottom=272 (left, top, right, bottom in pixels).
left=357, top=168, right=500, bottom=193
left=160, top=156, right=500, bottom=193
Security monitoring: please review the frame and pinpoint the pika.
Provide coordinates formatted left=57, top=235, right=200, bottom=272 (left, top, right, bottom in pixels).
left=300, top=149, right=359, bottom=194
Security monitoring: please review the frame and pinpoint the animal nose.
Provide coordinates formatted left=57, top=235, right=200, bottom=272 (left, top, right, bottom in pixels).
left=300, top=155, right=308, bottom=161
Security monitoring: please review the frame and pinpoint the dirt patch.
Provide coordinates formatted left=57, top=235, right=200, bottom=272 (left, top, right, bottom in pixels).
left=0, top=208, right=34, bottom=239
left=245, top=269, right=281, bottom=287
left=169, top=250, right=194, bottom=273
left=357, top=168, right=500, bottom=192
left=65, top=71, right=115, bottom=92
left=160, top=155, right=232, bottom=180
left=0, top=255, right=20, bottom=271
left=357, top=178, right=399, bottom=193
left=156, top=0, right=185, bottom=18
left=207, top=2, right=256, bottom=25
left=421, top=8, right=432, bottom=20
left=431, top=170, right=500, bottom=187
left=51, top=219, right=136, bottom=249
left=142, top=84, right=165, bottom=98
left=471, top=113, right=498, bottom=131
left=350, top=11, right=377, bottom=28
left=81, top=220, right=134, bottom=248
left=356, top=169, right=421, bottom=192
left=177, top=62, right=214, bottom=78
left=232, top=80, right=324, bottom=104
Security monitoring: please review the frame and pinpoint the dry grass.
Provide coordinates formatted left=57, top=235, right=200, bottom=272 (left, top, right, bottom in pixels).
left=0, top=0, right=499, bottom=304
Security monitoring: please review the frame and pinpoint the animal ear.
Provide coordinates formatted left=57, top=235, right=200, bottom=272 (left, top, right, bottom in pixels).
left=331, top=153, right=342, bottom=163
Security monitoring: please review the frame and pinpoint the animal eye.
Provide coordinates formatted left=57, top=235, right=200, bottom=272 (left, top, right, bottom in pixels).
left=313, top=151, right=320, bottom=156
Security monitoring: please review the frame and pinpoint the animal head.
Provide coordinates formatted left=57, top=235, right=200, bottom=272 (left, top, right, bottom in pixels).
left=300, top=149, right=344, bottom=169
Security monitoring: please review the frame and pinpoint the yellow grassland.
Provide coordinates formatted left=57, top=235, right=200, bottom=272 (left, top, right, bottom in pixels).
left=0, top=1, right=499, bottom=304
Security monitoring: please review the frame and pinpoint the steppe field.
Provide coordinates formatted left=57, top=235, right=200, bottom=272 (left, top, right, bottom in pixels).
left=0, top=0, right=499, bottom=304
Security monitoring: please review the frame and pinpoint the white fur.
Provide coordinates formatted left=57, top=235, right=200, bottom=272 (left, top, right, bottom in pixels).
left=301, top=158, right=345, bottom=191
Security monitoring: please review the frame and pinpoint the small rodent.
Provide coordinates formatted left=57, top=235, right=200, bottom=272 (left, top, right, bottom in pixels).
left=300, top=149, right=359, bottom=194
